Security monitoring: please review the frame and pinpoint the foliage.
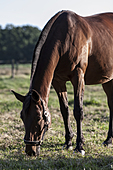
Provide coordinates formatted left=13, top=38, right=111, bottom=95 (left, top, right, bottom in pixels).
left=0, top=65, right=113, bottom=170
left=0, top=24, right=41, bottom=62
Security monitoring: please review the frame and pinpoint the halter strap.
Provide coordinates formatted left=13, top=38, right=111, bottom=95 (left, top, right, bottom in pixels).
left=24, top=89, right=50, bottom=146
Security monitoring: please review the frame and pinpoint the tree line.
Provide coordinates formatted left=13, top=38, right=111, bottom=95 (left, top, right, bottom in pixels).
left=0, top=24, right=41, bottom=63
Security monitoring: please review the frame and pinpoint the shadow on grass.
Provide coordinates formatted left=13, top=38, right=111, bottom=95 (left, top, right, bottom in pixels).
left=0, top=144, right=113, bottom=170
left=1, top=154, right=113, bottom=170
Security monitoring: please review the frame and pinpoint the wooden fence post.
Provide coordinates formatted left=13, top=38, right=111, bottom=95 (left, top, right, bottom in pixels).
left=11, top=59, right=15, bottom=78
left=16, top=62, right=18, bottom=75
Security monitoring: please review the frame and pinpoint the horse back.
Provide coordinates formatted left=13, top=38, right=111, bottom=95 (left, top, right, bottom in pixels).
left=84, top=13, right=113, bottom=85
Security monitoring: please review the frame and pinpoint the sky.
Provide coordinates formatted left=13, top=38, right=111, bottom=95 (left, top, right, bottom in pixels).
left=0, top=0, right=113, bottom=30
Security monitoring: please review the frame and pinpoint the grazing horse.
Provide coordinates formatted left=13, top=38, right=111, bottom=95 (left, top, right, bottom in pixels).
left=12, top=10, right=113, bottom=156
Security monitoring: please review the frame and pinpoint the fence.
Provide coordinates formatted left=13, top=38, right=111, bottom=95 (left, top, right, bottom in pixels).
left=0, top=60, right=31, bottom=78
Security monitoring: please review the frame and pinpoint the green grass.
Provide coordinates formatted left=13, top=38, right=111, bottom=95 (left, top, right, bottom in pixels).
left=0, top=64, right=113, bottom=170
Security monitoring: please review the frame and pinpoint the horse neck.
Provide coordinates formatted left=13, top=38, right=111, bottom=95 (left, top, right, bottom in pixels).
left=30, top=50, right=59, bottom=105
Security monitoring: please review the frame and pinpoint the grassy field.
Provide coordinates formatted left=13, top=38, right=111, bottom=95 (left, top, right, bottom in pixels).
left=0, top=64, right=113, bottom=170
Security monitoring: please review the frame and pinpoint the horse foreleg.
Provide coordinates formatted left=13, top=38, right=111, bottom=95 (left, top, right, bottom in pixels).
left=102, top=80, right=113, bottom=146
left=71, top=67, right=85, bottom=155
left=52, top=80, right=74, bottom=149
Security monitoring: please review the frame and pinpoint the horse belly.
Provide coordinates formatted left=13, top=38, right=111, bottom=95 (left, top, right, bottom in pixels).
left=85, top=55, right=113, bottom=85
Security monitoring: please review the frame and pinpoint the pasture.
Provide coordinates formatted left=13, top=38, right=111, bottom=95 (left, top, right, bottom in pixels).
left=0, top=64, right=113, bottom=170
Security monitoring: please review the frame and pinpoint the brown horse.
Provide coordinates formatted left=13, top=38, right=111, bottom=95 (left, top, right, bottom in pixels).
left=12, top=10, right=113, bottom=156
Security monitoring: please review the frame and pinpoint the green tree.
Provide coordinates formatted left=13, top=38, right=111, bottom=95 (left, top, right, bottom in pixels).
left=0, top=24, right=41, bottom=63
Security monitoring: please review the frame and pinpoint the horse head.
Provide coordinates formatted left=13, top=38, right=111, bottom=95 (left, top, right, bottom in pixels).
left=11, top=89, right=51, bottom=156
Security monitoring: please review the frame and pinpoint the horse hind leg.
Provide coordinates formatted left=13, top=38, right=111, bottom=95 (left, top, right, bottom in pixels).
left=102, top=80, right=113, bottom=146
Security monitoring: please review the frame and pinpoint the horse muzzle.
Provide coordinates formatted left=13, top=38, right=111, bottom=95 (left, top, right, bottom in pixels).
left=25, top=145, right=40, bottom=156
left=23, top=120, right=49, bottom=156
left=24, top=138, right=41, bottom=156
left=25, top=144, right=40, bottom=156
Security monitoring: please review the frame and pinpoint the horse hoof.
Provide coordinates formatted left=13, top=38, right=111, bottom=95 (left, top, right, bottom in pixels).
left=62, top=144, right=73, bottom=150
left=102, top=142, right=112, bottom=147
left=102, top=141, right=107, bottom=147
left=102, top=138, right=112, bottom=147
left=80, top=150, right=85, bottom=156
left=74, top=149, right=85, bottom=156
left=68, top=146, right=73, bottom=151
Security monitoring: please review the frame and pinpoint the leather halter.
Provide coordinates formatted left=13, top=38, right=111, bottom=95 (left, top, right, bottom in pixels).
left=24, top=90, right=50, bottom=146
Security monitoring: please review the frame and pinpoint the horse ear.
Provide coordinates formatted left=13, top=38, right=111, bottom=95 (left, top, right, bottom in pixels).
left=31, top=89, right=40, bottom=103
left=11, top=90, right=25, bottom=103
